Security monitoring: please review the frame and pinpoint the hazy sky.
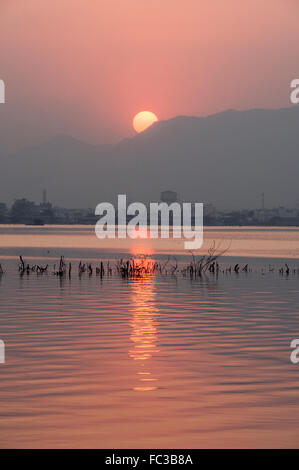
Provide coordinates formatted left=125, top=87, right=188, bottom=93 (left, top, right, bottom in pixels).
left=0, top=0, right=298, bottom=151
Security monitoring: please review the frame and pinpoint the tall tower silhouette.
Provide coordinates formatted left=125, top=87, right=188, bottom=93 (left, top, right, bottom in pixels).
left=42, top=189, right=47, bottom=204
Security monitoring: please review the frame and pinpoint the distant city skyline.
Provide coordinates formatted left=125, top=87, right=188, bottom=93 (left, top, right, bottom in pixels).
left=1, top=193, right=298, bottom=228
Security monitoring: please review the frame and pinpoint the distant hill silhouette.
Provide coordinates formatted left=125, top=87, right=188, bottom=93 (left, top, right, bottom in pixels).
left=1, top=107, right=299, bottom=209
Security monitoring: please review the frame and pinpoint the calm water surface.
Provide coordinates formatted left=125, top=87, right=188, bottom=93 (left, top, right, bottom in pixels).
left=0, top=226, right=299, bottom=448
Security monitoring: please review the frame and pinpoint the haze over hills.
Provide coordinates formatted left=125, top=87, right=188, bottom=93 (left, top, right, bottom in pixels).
left=1, top=107, right=299, bottom=210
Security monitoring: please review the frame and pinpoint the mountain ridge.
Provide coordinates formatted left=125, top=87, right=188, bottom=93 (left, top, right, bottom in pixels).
left=1, top=106, right=299, bottom=210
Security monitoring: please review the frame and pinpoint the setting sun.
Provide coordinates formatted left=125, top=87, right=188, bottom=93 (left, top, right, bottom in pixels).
left=133, top=111, right=158, bottom=133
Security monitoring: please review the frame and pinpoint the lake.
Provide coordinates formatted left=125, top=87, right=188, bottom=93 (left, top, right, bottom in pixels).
left=0, top=226, right=299, bottom=448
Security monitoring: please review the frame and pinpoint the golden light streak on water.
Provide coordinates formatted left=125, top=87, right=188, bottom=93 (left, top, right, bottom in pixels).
left=129, top=268, right=160, bottom=392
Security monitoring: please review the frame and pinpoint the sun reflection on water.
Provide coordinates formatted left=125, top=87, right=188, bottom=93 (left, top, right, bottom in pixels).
left=129, top=262, right=160, bottom=391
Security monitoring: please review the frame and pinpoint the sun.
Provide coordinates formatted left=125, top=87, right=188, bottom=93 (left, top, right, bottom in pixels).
left=133, top=111, right=158, bottom=133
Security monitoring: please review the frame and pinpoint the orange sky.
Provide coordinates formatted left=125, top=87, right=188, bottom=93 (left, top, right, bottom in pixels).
left=0, top=0, right=298, bottom=149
